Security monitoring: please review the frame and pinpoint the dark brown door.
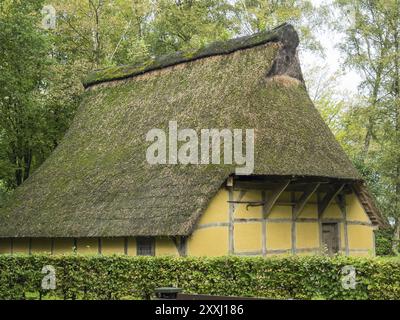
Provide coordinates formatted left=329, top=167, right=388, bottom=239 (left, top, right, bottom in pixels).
left=321, top=223, right=339, bottom=255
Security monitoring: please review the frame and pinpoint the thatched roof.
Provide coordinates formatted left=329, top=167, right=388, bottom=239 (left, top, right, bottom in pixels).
left=0, top=24, right=382, bottom=237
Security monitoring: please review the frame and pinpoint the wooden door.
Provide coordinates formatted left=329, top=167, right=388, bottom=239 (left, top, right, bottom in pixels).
left=321, top=223, right=339, bottom=255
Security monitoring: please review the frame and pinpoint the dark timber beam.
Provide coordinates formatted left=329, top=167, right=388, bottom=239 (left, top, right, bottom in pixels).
left=294, top=183, right=320, bottom=219
left=226, top=176, right=234, bottom=187
left=172, top=236, right=187, bottom=256
left=233, top=181, right=351, bottom=193
left=335, top=193, right=346, bottom=218
left=264, top=180, right=291, bottom=217
left=234, top=190, right=247, bottom=211
left=318, top=184, right=345, bottom=218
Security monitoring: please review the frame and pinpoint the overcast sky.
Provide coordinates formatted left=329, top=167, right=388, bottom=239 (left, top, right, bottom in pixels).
left=301, top=0, right=362, bottom=96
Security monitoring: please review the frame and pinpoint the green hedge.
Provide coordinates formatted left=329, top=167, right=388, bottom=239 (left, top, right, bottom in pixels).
left=375, top=229, right=397, bottom=256
left=0, top=254, right=399, bottom=300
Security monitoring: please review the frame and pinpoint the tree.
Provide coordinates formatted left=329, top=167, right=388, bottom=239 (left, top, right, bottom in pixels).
left=51, top=0, right=154, bottom=69
left=334, top=0, right=400, bottom=252
left=232, top=0, right=323, bottom=52
left=0, top=0, right=50, bottom=188
left=0, top=0, right=325, bottom=194
left=0, top=0, right=81, bottom=190
left=146, top=0, right=235, bottom=55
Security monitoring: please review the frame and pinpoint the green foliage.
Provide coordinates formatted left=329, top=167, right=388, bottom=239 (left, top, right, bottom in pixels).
left=0, top=0, right=47, bottom=188
left=50, top=0, right=321, bottom=68
left=0, top=254, right=400, bottom=300
left=314, top=1, right=400, bottom=244
left=375, top=229, right=396, bottom=256
left=0, top=0, right=323, bottom=191
left=0, top=181, right=10, bottom=207
left=232, top=0, right=322, bottom=52
left=0, top=0, right=82, bottom=189
left=147, top=0, right=234, bottom=56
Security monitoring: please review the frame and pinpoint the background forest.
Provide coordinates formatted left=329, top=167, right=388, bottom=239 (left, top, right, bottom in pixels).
left=0, top=0, right=399, bottom=254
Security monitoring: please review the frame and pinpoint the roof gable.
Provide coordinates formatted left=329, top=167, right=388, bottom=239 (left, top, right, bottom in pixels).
left=0, top=24, right=366, bottom=237
left=83, top=23, right=301, bottom=88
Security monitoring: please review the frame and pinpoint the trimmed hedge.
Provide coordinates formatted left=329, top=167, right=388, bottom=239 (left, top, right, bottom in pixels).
left=0, top=254, right=399, bottom=300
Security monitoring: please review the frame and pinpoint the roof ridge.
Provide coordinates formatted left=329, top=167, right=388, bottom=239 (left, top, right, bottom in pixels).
left=83, top=23, right=299, bottom=88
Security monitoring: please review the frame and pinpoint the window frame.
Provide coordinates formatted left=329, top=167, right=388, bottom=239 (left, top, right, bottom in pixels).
left=136, top=237, right=155, bottom=256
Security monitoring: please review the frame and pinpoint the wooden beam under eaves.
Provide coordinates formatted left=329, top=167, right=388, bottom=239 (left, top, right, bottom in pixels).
left=294, top=183, right=320, bottom=219
left=226, top=176, right=234, bottom=187
left=172, top=236, right=187, bottom=257
left=264, top=180, right=291, bottom=217
left=318, top=183, right=345, bottom=218
left=335, top=193, right=346, bottom=218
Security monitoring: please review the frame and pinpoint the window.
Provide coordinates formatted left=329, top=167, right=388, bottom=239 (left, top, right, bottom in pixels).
left=136, top=237, right=155, bottom=256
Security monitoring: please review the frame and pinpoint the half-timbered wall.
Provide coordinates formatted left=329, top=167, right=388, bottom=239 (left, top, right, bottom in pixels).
left=187, top=187, right=375, bottom=257
left=0, top=237, right=179, bottom=256
left=0, top=187, right=375, bottom=257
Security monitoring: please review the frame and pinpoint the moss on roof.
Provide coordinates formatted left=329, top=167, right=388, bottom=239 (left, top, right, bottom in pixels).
left=83, top=23, right=297, bottom=88
left=0, top=24, right=364, bottom=237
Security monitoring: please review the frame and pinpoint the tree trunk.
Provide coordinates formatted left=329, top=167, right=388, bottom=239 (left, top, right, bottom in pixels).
left=361, top=68, right=382, bottom=162
left=392, top=5, right=400, bottom=254
left=393, top=222, right=400, bottom=254
left=14, top=157, right=22, bottom=186
left=23, top=149, right=32, bottom=181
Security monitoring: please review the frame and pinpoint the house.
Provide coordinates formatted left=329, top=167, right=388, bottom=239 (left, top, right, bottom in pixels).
left=0, top=24, right=386, bottom=257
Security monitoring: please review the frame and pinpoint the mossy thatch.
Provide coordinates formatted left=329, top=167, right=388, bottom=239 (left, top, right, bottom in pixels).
left=0, top=24, right=366, bottom=237
left=83, top=23, right=295, bottom=88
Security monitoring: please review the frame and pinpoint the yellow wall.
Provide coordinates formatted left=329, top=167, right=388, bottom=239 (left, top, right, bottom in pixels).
left=350, top=251, right=371, bottom=257
left=234, top=223, right=262, bottom=252
left=188, top=187, right=230, bottom=256
left=156, top=238, right=179, bottom=256
left=345, top=194, right=374, bottom=254
left=197, top=188, right=229, bottom=224
left=340, top=223, right=346, bottom=252
left=187, top=187, right=375, bottom=257
left=54, top=238, right=75, bottom=254
left=266, top=223, right=291, bottom=250
left=323, top=203, right=343, bottom=219
left=296, top=223, right=319, bottom=249
left=269, top=205, right=292, bottom=219
left=13, top=239, right=29, bottom=254
left=77, top=238, right=99, bottom=254
left=31, top=238, right=52, bottom=254
left=346, top=194, right=370, bottom=222
left=300, top=203, right=318, bottom=218
left=234, top=190, right=262, bottom=219
left=348, top=225, right=373, bottom=249
left=0, top=187, right=376, bottom=257
left=187, top=227, right=228, bottom=256
left=102, top=238, right=125, bottom=255
left=0, top=238, right=10, bottom=254
left=127, top=238, right=136, bottom=256
left=0, top=237, right=180, bottom=256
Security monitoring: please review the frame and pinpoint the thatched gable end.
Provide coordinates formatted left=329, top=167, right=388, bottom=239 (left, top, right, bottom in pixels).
left=83, top=23, right=302, bottom=88
left=265, top=24, right=303, bottom=82
left=0, top=24, right=382, bottom=238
